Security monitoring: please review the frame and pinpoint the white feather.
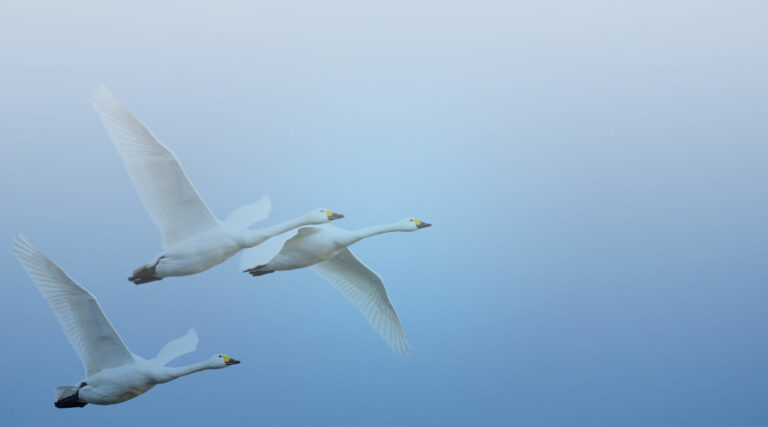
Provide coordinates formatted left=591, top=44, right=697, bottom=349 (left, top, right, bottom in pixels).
left=89, top=85, right=219, bottom=248
left=153, top=328, right=199, bottom=366
left=225, top=196, right=271, bottom=230
left=312, top=248, right=411, bottom=355
left=11, top=235, right=134, bottom=376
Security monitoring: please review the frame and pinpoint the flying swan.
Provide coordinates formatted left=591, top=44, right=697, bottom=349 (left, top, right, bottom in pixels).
left=11, top=235, right=241, bottom=408
left=241, top=218, right=431, bottom=355
left=89, top=86, right=343, bottom=284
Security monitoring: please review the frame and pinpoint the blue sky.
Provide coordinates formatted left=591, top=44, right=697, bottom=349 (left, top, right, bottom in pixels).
left=1, top=1, right=767, bottom=425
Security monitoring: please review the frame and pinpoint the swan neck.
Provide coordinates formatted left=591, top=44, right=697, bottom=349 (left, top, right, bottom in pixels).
left=156, top=361, right=212, bottom=383
left=346, top=223, right=400, bottom=245
left=242, top=216, right=307, bottom=247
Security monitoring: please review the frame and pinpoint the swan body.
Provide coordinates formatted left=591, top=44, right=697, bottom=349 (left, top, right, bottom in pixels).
left=146, top=224, right=246, bottom=278
left=89, top=86, right=342, bottom=284
left=11, top=236, right=240, bottom=407
left=241, top=218, right=431, bottom=354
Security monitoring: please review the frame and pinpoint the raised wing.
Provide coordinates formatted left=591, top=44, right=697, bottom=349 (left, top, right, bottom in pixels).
left=90, top=86, right=220, bottom=248
left=153, top=328, right=199, bottom=366
left=311, top=248, right=411, bottom=355
left=225, top=196, right=271, bottom=230
left=11, top=236, right=134, bottom=376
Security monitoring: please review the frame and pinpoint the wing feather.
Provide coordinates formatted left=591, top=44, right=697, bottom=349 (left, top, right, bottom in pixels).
left=311, top=248, right=411, bottom=355
left=153, top=328, right=199, bottom=366
left=89, top=86, right=219, bottom=247
left=225, top=196, right=271, bottom=230
left=11, top=236, right=134, bottom=376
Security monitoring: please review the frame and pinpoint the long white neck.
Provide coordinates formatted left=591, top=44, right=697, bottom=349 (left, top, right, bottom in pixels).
left=155, top=361, right=213, bottom=384
left=241, top=216, right=310, bottom=248
left=342, top=222, right=404, bottom=246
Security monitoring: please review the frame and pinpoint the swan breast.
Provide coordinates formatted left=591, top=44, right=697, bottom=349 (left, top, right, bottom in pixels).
left=80, top=365, right=156, bottom=405
left=157, top=226, right=244, bottom=276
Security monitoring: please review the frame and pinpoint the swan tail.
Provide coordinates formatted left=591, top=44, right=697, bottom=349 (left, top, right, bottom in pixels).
left=54, top=386, right=87, bottom=408
left=244, top=264, right=275, bottom=277
left=55, top=386, right=78, bottom=401
left=129, top=259, right=163, bottom=285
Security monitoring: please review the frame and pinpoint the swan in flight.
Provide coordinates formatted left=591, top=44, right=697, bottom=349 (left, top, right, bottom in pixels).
left=11, top=236, right=241, bottom=408
left=241, top=218, right=431, bottom=355
left=89, top=86, right=343, bottom=284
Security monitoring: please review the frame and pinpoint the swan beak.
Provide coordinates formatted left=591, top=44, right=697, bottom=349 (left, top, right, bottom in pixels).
left=225, top=358, right=241, bottom=366
left=416, top=222, right=432, bottom=229
left=327, top=212, right=344, bottom=221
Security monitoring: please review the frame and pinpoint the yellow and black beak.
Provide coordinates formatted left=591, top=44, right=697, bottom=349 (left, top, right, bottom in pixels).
left=221, top=355, right=240, bottom=366
left=413, top=219, right=431, bottom=229
left=327, top=211, right=344, bottom=221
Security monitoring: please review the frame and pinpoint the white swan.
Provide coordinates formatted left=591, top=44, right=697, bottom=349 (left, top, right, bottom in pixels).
left=89, top=86, right=343, bottom=284
left=241, top=218, right=432, bottom=355
left=11, top=236, right=241, bottom=408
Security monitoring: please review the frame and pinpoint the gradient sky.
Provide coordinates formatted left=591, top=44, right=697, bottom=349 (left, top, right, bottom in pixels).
left=1, top=1, right=767, bottom=425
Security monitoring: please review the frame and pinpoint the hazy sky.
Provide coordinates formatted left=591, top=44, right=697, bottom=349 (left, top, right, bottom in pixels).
left=1, top=1, right=767, bottom=425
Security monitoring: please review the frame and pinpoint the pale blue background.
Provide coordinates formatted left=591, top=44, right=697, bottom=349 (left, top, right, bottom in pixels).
left=1, top=1, right=767, bottom=425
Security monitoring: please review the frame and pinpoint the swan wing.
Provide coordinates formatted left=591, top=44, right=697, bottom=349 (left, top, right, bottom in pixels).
left=311, top=248, right=411, bottom=355
left=90, top=86, right=219, bottom=248
left=153, top=328, right=199, bottom=366
left=225, top=196, right=271, bottom=230
left=11, top=236, right=134, bottom=376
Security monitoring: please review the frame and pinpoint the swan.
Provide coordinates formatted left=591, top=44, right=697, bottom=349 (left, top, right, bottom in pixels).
left=240, top=218, right=431, bottom=355
left=89, top=86, right=343, bottom=284
left=11, top=235, right=241, bottom=408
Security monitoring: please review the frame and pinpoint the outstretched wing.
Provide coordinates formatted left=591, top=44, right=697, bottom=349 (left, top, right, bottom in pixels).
left=153, top=328, right=199, bottom=366
left=11, top=235, right=134, bottom=376
left=311, top=248, right=411, bottom=355
left=90, top=86, right=220, bottom=248
left=225, top=196, right=271, bottom=230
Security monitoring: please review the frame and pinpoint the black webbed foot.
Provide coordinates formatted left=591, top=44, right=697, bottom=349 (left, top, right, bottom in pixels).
left=244, top=264, right=275, bottom=276
left=54, top=390, right=87, bottom=408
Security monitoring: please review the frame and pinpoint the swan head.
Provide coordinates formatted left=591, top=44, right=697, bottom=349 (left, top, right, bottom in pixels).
left=399, top=218, right=432, bottom=231
left=211, top=354, right=241, bottom=369
left=305, top=209, right=344, bottom=224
